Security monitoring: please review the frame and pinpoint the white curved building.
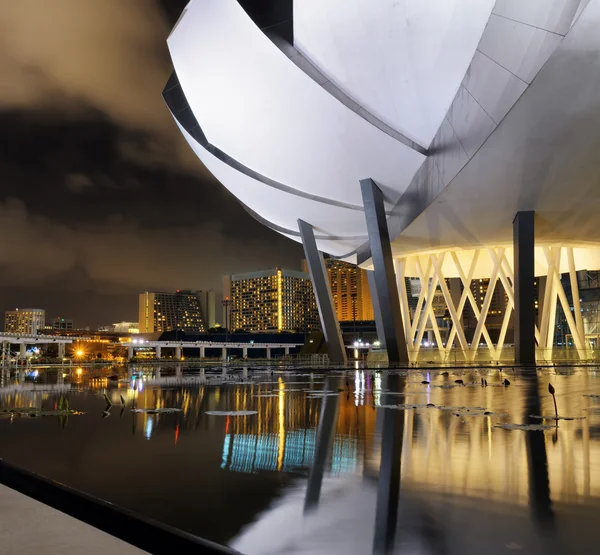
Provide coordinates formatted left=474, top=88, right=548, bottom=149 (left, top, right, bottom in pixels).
left=165, top=0, right=600, bottom=364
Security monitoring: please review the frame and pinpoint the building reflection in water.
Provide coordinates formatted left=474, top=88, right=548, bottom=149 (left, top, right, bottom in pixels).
left=214, top=369, right=600, bottom=553
left=2, top=366, right=600, bottom=511
left=3, top=365, right=600, bottom=552
left=220, top=377, right=361, bottom=477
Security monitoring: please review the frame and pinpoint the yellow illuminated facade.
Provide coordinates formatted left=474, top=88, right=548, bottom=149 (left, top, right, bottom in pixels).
left=225, top=268, right=319, bottom=333
left=4, top=308, right=45, bottom=334
left=138, top=291, right=205, bottom=333
left=323, top=259, right=374, bottom=322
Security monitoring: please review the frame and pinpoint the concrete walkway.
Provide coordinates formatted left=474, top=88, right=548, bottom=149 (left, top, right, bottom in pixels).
left=0, top=485, right=146, bottom=554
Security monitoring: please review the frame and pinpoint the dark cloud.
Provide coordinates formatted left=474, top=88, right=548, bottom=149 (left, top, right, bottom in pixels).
left=0, top=0, right=304, bottom=328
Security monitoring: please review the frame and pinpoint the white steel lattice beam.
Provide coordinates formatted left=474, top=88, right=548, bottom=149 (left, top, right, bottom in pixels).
left=469, top=249, right=504, bottom=359
left=567, top=247, right=585, bottom=343
left=413, top=257, right=440, bottom=353
left=410, top=256, right=432, bottom=346
left=448, top=250, right=494, bottom=354
left=394, top=259, right=412, bottom=346
left=430, top=253, right=469, bottom=352
left=544, top=247, right=586, bottom=358
left=426, top=254, right=448, bottom=352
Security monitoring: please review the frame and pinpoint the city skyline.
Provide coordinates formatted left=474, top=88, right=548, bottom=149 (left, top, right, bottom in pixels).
left=0, top=0, right=303, bottom=329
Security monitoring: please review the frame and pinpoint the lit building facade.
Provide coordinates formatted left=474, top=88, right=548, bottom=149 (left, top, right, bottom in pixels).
left=318, top=259, right=374, bottom=322
left=4, top=309, right=45, bottom=335
left=224, top=268, right=319, bottom=333
left=138, top=291, right=205, bottom=333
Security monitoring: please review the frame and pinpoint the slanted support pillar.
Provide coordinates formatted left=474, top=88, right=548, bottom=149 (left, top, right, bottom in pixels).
left=298, top=219, right=347, bottom=364
left=514, top=211, right=536, bottom=365
left=367, top=270, right=386, bottom=349
left=360, top=179, right=408, bottom=364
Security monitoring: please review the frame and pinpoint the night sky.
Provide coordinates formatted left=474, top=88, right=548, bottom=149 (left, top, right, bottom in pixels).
left=0, top=0, right=303, bottom=329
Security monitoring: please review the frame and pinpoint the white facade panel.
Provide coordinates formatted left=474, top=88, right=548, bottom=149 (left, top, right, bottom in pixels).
left=479, top=15, right=563, bottom=84
left=294, top=0, right=495, bottom=149
left=168, top=0, right=424, bottom=210
left=175, top=122, right=366, bottom=257
left=462, top=51, right=528, bottom=124
left=446, top=85, right=496, bottom=158
left=492, top=0, right=581, bottom=35
left=390, top=0, right=600, bottom=254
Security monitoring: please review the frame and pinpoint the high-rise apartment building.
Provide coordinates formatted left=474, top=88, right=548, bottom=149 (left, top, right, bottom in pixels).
left=320, top=259, right=374, bottom=322
left=224, top=268, right=319, bottom=333
left=4, top=309, right=45, bottom=334
left=138, top=291, right=206, bottom=333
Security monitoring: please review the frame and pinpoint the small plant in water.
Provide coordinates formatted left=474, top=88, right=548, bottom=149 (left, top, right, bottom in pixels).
left=549, top=383, right=558, bottom=418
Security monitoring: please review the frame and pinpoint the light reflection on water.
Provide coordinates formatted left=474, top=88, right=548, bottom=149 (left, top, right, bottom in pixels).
left=1, top=364, right=600, bottom=552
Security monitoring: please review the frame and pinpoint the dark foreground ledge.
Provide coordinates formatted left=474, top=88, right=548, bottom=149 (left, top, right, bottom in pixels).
left=0, top=459, right=240, bottom=555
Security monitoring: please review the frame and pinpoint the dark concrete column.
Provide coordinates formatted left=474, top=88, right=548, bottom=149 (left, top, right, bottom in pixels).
left=367, top=270, right=386, bottom=349
left=360, top=179, right=408, bottom=364
left=298, top=220, right=347, bottom=364
left=513, top=211, right=536, bottom=365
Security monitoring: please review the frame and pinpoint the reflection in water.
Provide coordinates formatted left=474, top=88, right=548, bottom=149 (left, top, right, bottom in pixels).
left=305, top=379, right=340, bottom=512
left=523, top=375, right=554, bottom=529
left=1, top=364, right=600, bottom=551
left=373, top=374, right=405, bottom=554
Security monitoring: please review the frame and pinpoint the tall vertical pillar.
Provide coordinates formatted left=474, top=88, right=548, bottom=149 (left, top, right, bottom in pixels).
left=174, top=346, right=182, bottom=360
left=221, top=346, right=227, bottom=360
left=367, top=270, right=386, bottom=349
left=360, top=179, right=408, bottom=364
left=514, top=211, right=536, bottom=365
left=155, top=346, right=162, bottom=359
left=284, top=346, right=290, bottom=356
left=266, top=347, right=271, bottom=360
left=58, top=343, right=66, bottom=359
left=19, top=343, right=27, bottom=359
left=127, top=346, right=134, bottom=360
left=298, top=220, right=347, bottom=365
left=200, top=346, right=205, bottom=359
left=242, top=346, right=248, bottom=358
